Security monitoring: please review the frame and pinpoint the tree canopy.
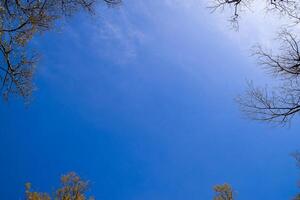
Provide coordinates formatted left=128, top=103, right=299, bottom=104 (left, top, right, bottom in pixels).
left=25, top=172, right=93, bottom=200
left=213, top=183, right=234, bottom=200
left=0, top=0, right=120, bottom=103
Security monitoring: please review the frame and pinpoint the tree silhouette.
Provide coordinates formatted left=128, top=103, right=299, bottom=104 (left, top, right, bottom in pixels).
left=0, top=0, right=120, bottom=103
left=210, top=0, right=300, bottom=125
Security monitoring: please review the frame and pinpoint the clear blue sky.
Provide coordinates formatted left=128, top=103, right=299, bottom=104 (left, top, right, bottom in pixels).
left=1, top=1, right=300, bottom=199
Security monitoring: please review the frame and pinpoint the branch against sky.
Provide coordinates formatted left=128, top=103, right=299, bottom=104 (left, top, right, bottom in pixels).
left=25, top=172, right=94, bottom=200
left=235, top=30, right=300, bottom=125
left=209, top=0, right=300, bottom=26
left=0, top=0, right=121, bottom=103
left=210, top=0, right=300, bottom=125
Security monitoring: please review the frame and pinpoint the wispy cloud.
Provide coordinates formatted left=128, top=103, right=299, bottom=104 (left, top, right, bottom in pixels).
left=86, top=0, right=289, bottom=65
left=88, top=6, right=146, bottom=64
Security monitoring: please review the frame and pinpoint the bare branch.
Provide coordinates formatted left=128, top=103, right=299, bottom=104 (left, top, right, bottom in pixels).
left=0, top=0, right=121, bottom=102
left=237, top=80, right=300, bottom=125
left=254, top=30, right=300, bottom=79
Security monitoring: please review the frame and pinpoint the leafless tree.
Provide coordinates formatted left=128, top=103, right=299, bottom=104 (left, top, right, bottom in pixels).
left=209, top=0, right=246, bottom=28
left=211, top=0, right=300, bottom=125
left=236, top=30, right=300, bottom=124
left=0, top=0, right=121, bottom=103
left=210, top=0, right=300, bottom=24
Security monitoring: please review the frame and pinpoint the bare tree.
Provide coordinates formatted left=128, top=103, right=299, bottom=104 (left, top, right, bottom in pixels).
left=210, top=0, right=300, bottom=125
left=236, top=30, right=300, bottom=124
left=0, top=0, right=121, bottom=103
left=209, top=0, right=246, bottom=28
left=209, top=0, right=300, bottom=25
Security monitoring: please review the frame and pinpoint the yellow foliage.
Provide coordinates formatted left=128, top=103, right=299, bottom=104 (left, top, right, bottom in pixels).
left=213, top=183, right=234, bottom=200
left=25, top=172, right=93, bottom=200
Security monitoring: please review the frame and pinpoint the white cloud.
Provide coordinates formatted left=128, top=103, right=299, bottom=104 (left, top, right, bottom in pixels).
left=87, top=7, right=146, bottom=64
left=77, top=1, right=300, bottom=66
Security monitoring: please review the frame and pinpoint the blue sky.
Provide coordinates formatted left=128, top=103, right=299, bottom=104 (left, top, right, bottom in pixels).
left=1, top=1, right=300, bottom=199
